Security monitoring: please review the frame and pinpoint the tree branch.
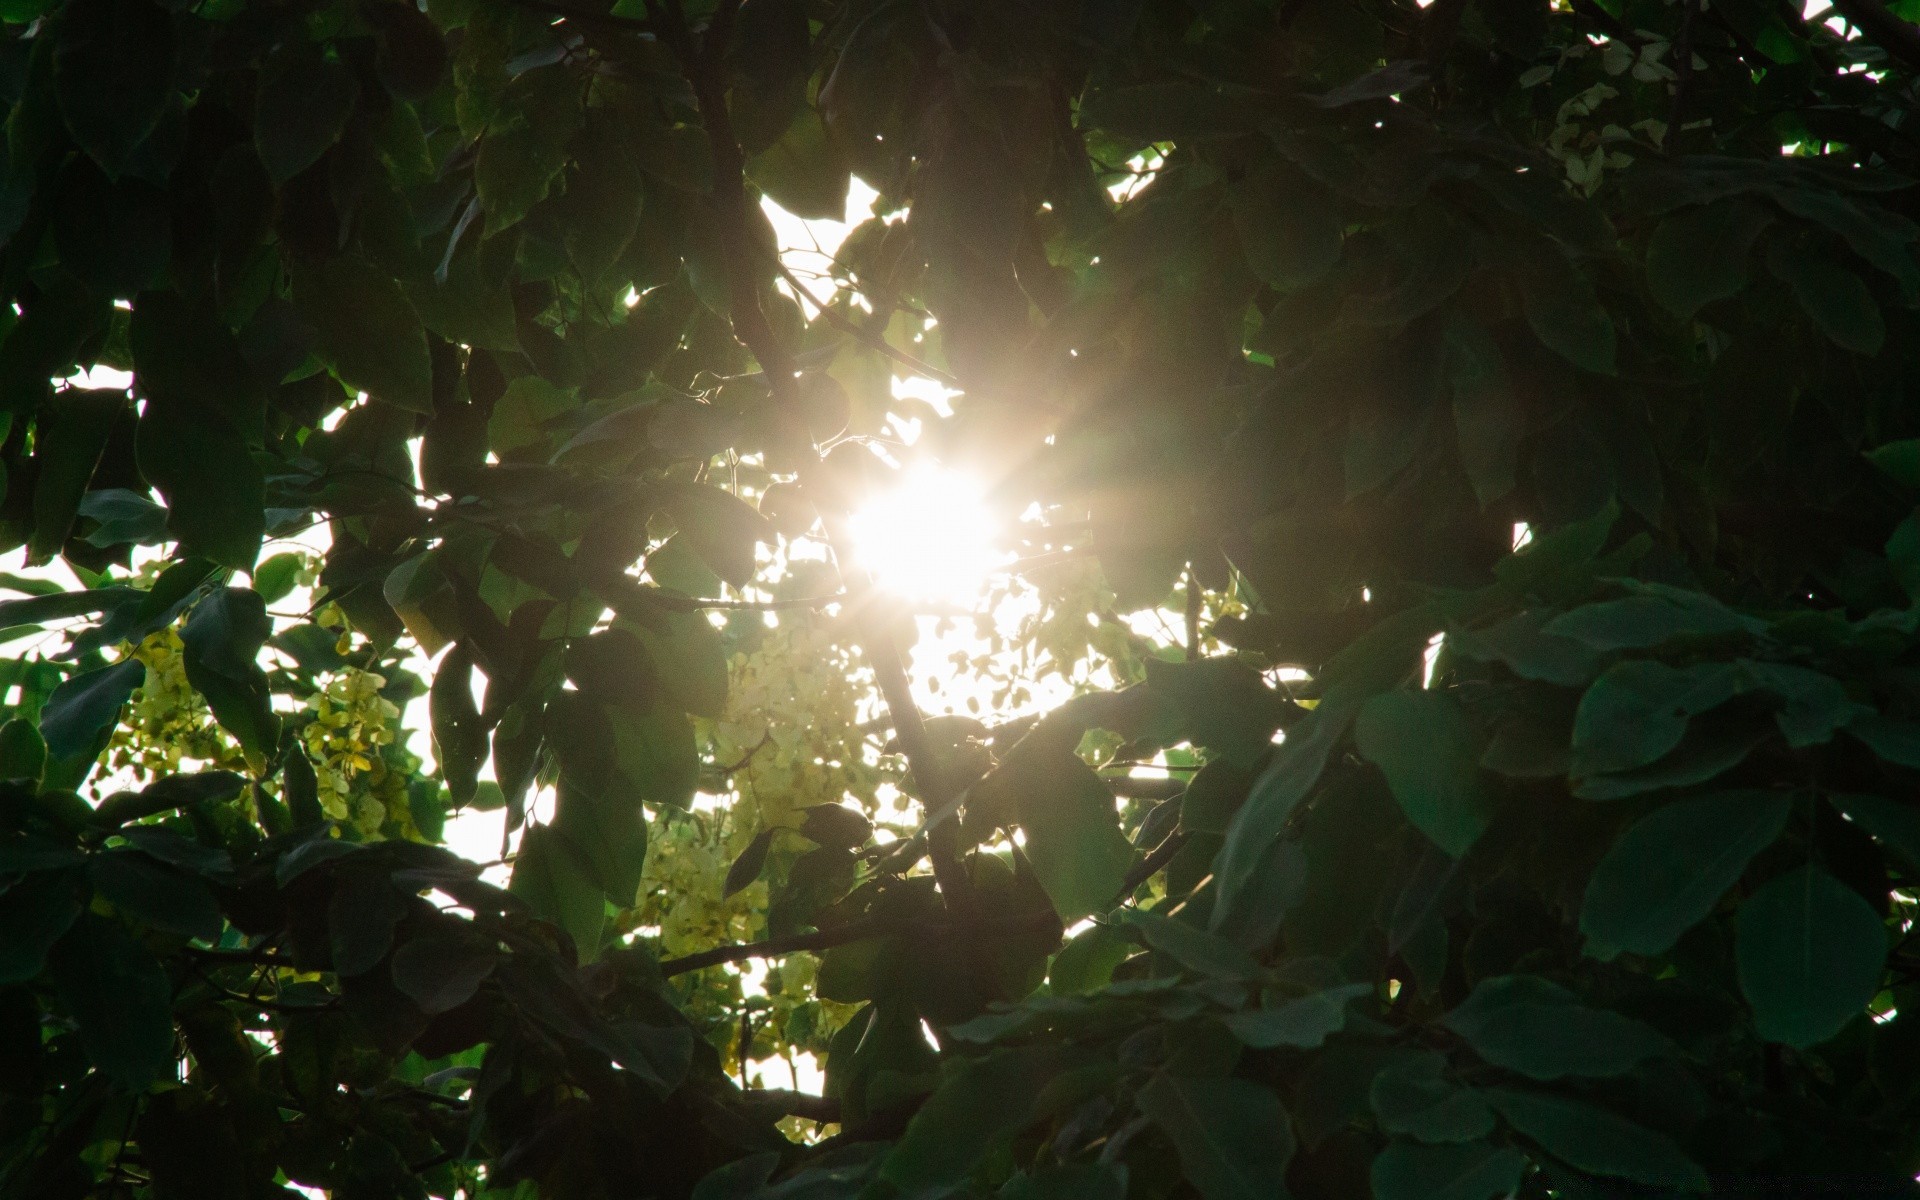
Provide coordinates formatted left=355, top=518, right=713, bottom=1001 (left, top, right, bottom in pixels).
left=742, top=1088, right=842, bottom=1123
left=657, top=910, right=1059, bottom=977
left=772, top=259, right=961, bottom=390
left=1830, top=0, right=1920, bottom=71
left=653, top=0, right=976, bottom=915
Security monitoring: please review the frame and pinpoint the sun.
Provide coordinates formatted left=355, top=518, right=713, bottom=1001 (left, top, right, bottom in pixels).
left=847, top=466, right=1001, bottom=604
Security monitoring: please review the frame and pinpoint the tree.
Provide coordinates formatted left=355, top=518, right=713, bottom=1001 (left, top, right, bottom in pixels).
left=1, top=0, right=1920, bottom=1195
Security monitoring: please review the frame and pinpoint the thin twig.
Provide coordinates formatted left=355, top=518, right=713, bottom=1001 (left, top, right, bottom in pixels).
left=773, top=260, right=961, bottom=390
left=1114, top=831, right=1189, bottom=901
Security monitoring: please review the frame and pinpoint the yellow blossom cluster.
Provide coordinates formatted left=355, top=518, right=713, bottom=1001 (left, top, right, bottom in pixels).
left=105, top=628, right=245, bottom=782
left=300, top=667, right=415, bottom=837
left=708, top=619, right=888, bottom=827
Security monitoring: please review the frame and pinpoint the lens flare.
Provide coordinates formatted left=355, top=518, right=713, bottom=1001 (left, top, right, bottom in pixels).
left=847, top=466, right=1000, bottom=603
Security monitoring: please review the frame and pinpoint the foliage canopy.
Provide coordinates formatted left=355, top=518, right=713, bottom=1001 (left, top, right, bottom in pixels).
left=3, top=0, right=1920, bottom=1196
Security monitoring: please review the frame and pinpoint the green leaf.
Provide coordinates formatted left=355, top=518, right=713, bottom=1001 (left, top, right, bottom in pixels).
left=89, top=850, right=222, bottom=940
left=487, top=375, right=575, bottom=457
left=178, top=588, right=278, bottom=765
left=28, top=391, right=124, bottom=563
left=1369, top=1054, right=1495, bottom=1144
left=390, top=929, right=499, bottom=1014
left=328, top=870, right=408, bottom=976
left=1543, top=592, right=1757, bottom=652
left=1742, top=661, right=1871, bottom=747
left=1570, top=661, right=1745, bottom=778
left=1736, top=864, right=1889, bottom=1048
left=724, top=828, right=774, bottom=899
left=749, top=108, right=849, bottom=221
left=475, top=66, right=583, bottom=233
left=1143, top=655, right=1295, bottom=766
left=254, top=49, right=359, bottom=183
left=881, top=1048, right=1051, bottom=1187
left=1211, top=712, right=1337, bottom=929
left=1481, top=1088, right=1707, bottom=1191
left=1442, top=975, right=1667, bottom=1080
left=39, top=659, right=142, bottom=762
left=1135, top=1075, right=1293, bottom=1200
left=430, top=643, right=483, bottom=807
left=1049, top=923, right=1133, bottom=995
left=135, top=400, right=264, bottom=569
left=1009, top=748, right=1134, bottom=921
left=1221, top=983, right=1370, bottom=1049
left=53, top=0, right=175, bottom=177
left=0, top=868, right=85, bottom=983
left=510, top=822, right=606, bottom=963
left=1446, top=317, right=1518, bottom=508
left=291, top=255, right=434, bottom=414
left=1355, top=690, right=1492, bottom=857
left=1867, top=440, right=1920, bottom=489
left=48, top=912, right=177, bottom=1091
left=1645, top=201, right=1772, bottom=317
left=1450, top=611, right=1600, bottom=687
left=129, top=294, right=267, bottom=443
left=51, top=160, right=170, bottom=294
left=1231, top=163, right=1342, bottom=292
left=1767, top=239, right=1884, bottom=356
left=250, top=553, right=304, bottom=605
left=1118, top=909, right=1262, bottom=980
left=1518, top=259, right=1616, bottom=375
left=1001, top=1163, right=1129, bottom=1200
left=1580, top=790, right=1791, bottom=957
left=1369, top=1140, right=1528, bottom=1200
left=0, top=716, right=47, bottom=781
left=659, top=482, right=773, bottom=589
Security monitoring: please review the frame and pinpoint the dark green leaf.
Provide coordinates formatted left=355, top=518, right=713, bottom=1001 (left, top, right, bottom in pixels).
left=1736, top=864, right=1888, bottom=1048
left=178, top=588, right=278, bottom=764
left=1369, top=1053, right=1494, bottom=1144
left=1481, top=1088, right=1707, bottom=1191
left=48, top=912, right=176, bottom=1091
left=1231, top=164, right=1342, bottom=291
left=30, top=389, right=125, bottom=563
left=0, top=717, right=47, bottom=782
left=749, top=108, right=849, bottom=221
left=1446, top=317, right=1518, bottom=508
left=1135, top=1075, right=1293, bottom=1200
left=1118, top=909, right=1262, bottom=980
left=0, top=868, right=85, bottom=983
left=1369, top=1140, right=1528, bottom=1200
left=255, top=50, right=359, bottom=184
left=1767, top=239, right=1884, bottom=356
left=291, top=255, right=433, bottom=414
left=1581, top=790, right=1791, bottom=957
left=1570, top=661, right=1745, bottom=778
left=90, top=850, right=222, bottom=940
left=659, top=482, right=773, bottom=589
left=53, top=0, right=175, bottom=177
left=1221, top=983, right=1370, bottom=1048
left=1543, top=592, right=1757, bottom=652
left=510, top=822, right=606, bottom=962
left=881, top=1048, right=1051, bottom=1187
left=1829, top=792, right=1920, bottom=873
left=1008, top=747, right=1134, bottom=921
left=1356, top=690, right=1492, bottom=857
left=1518, top=259, right=1616, bottom=374
left=390, top=930, right=499, bottom=1014
left=135, top=401, right=264, bottom=570
left=39, top=659, right=142, bottom=762
left=1645, top=201, right=1772, bottom=317
left=1443, top=975, right=1667, bottom=1080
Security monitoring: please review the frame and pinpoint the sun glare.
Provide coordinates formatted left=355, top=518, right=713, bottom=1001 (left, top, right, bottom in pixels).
left=847, top=466, right=1000, bottom=603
